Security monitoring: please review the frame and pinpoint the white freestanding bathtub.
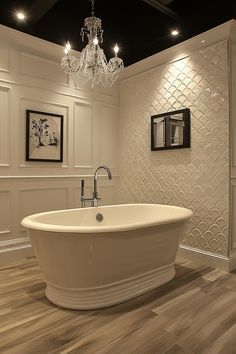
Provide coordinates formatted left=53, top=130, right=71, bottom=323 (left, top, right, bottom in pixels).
left=21, top=204, right=193, bottom=310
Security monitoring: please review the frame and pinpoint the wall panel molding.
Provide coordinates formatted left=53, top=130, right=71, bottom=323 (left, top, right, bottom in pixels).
left=0, top=85, right=11, bottom=91
left=99, top=106, right=116, bottom=168
left=19, top=186, right=69, bottom=217
left=0, top=175, right=119, bottom=179
left=20, top=52, right=68, bottom=86
left=73, top=102, right=94, bottom=168
left=0, top=231, right=11, bottom=236
left=0, top=86, right=11, bottom=166
left=231, top=184, right=236, bottom=250
left=0, top=237, right=30, bottom=251
left=73, top=184, right=115, bottom=207
left=0, top=190, right=11, bottom=236
left=0, top=78, right=119, bottom=105
left=0, top=48, right=10, bottom=73
left=0, top=240, right=33, bottom=265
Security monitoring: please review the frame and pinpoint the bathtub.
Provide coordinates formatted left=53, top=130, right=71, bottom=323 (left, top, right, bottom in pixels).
left=21, top=203, right=193, bottom=310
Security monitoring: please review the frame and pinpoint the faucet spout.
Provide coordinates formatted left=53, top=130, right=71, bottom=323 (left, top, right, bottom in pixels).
left=94, top=165, right=112, bottom=180
left=93, top=166, right=112, bottom=204
left=80, top=166, right=112, bottom=208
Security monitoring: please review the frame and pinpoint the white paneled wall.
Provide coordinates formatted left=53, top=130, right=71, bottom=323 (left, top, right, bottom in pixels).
left=100, top=106, right=117, bottom=168
left=74, top=103, right=94, bottom=168
left=0, top=86, right=10, bottom=166
left=20, top=53, right=68, bottom=86
left=0, top=48, right=9, bottom=72
left=0, top=25, right=119, bottom=263
left=0, top=191, right=11, bottom=236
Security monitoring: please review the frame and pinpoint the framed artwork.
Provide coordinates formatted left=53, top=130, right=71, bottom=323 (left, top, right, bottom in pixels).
left=26, top=110, right=63, bottom=162
left=151, top=108, right=190, bottom=151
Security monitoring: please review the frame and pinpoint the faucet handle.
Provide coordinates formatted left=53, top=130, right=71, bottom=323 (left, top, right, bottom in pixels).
left=81, top=179, right=85, bottom=198
left=93, top=191, right=101, bottom=200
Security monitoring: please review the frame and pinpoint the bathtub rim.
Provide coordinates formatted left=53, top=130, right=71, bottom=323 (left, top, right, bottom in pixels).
left=21, top=203, right=193, bottom=234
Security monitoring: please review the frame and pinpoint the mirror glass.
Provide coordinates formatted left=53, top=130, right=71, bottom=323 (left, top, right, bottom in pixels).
left=151, top=108, right=190, bottom=151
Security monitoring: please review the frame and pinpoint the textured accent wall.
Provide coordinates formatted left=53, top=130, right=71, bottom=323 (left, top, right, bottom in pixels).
left=118, top=41, right=229, bottom=257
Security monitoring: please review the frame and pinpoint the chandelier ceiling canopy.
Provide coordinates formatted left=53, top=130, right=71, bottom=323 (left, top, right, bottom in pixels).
left=61, top=0, right=124, bottom=88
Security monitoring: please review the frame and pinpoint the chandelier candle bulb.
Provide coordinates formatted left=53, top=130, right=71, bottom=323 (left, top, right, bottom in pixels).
left=65, top=41, right=71, bottom=50
left=114, top=44, right=119, bottom=56
left=93, top=36, right=99, bottom=45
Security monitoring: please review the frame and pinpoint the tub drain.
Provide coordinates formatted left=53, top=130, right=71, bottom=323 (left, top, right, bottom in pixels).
left=96, top=213, right=103, bottom=222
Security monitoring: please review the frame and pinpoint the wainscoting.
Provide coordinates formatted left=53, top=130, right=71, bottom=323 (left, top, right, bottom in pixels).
left=0, top=175, right=117, bottom=264
left=0, top=26, right=119, bottom=264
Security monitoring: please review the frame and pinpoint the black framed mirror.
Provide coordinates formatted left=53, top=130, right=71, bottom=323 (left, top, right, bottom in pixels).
left=151, top=108, right=190, bottom=151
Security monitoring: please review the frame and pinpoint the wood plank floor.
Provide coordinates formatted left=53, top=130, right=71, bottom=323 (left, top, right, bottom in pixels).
left=1, top=257, right=236, bottom=354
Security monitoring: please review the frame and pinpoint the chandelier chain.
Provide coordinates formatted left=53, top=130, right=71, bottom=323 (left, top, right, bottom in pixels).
left=91, top=0, right=95, bottom=16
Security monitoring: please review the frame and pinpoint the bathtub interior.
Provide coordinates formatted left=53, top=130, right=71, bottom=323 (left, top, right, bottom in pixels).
left=22, top=204, right=193, bottom=233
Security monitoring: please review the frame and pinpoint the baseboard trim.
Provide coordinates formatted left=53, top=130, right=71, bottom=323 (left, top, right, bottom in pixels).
left=229, top=251, right=236, bottom=271
left=0, top=242, right=234, bottom=271
left=177, top=245, right=230, bottom=271
left=0, top=243, right=34, bottom=265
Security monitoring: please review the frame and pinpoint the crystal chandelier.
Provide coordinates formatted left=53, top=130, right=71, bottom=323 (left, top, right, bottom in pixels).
left=61, top=0, right=124, bottom=87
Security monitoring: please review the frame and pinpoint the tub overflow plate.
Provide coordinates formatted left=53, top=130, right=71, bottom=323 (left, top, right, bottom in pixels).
left=96, top=213, right=103, bottom=222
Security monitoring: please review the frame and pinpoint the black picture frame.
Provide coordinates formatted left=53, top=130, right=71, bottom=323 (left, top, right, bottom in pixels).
left=26, top=110, right=63, bottom=162
left=151, top=108, right=190, bottom=151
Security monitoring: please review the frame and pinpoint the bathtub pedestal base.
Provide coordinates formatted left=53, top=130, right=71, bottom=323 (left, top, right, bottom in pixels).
left=45, top=263, right=175, bottom=310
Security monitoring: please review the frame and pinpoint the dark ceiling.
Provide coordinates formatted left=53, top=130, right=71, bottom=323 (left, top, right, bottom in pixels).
left=0, top=0, right=235, bottom=67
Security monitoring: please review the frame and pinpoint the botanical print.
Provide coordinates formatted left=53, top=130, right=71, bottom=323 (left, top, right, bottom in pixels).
left=26, top=110, right=63, bottom=162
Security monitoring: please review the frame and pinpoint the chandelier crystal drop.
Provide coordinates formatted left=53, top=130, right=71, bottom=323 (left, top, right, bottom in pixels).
left=61, top=0, right=124, bottom=87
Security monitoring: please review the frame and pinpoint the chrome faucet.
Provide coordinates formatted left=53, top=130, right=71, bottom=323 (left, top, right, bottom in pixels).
left=93, top=166, right=112, bottom=207
left=80, top=166, right=112, bottom=207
